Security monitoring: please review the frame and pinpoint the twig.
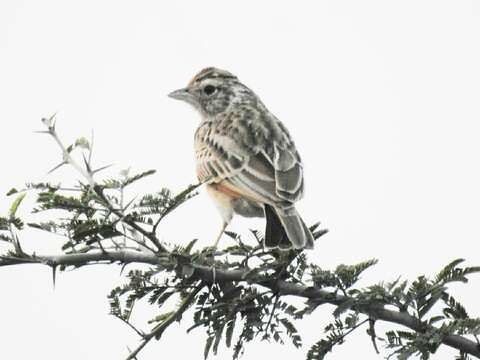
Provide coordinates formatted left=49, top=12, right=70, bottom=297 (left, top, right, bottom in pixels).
left=125, top=333, right=153, bottom=360
left=94, top=185, right=166, bottom=252
left=41, top=117, right=167, bottom=253
left=325, top=318, right=369, bottom=353
left=125, top=282, right=205, bottom=360
left=115, top=315, right=145, bottom=338
left=263, top=294, right=280, bottom=338
left=44, top=118, right=94, bottom=188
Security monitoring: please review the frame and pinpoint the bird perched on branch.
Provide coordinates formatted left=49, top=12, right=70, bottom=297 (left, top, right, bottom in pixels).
left=169, top=67, right=314, bottom=250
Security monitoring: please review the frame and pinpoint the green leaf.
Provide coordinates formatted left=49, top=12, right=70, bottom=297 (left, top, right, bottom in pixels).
left=158, top=182, right=201, bottom=219
left=0, top=233, right=13, bottom=242
left=212, top=322, right=226, bottom=355
left=435, top=259, right=465, bottom=283
left=225, top=317, right=236, bottom=348
left=74, top=137, right=90, bottom=149
left=122, top=169, right=156, bottom=187
left=72, top=220, right=121, bottom=243
left=335, top=259, right=378, bottom=289
left=9, top=193, right=26, bottom=218
left=204, top=336, right=214, bottom=360
left=27, top=221, right=59, bottom=234
left=428, top=316, right=445, bottom=325
left=6, top=188, right=18, bottom=196
left=0, top=217, right=9, bottom=231
left=442, top=292, right=469, bottom=319
left=182, top=239, right=198, bottom=255
left=332, top=298, right=355, bottom=318
left=418, top=284, right=446, bottom=319
left=149, top=311, right=174, bottom=324
left=433, top=259, right=480, bottom=286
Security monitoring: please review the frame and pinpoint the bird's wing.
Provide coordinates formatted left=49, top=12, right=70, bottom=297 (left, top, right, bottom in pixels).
left=194, top=115, right=304, bottom=206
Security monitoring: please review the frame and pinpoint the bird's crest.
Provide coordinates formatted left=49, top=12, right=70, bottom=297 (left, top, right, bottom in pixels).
left=188, top=67, right=237, bottom=87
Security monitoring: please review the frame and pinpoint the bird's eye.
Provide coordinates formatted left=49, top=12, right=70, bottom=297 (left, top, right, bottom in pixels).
left=203, top=85, right=217, bottom=96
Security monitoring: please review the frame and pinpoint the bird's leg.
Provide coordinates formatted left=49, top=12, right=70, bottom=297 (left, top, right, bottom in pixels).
left=212, top=221, right=228, bottom=248
left=205, top=221, right=229, bottom=284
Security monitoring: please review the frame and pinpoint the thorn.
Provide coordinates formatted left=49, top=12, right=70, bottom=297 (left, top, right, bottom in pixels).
left=51, top=120, right=57, bottom=132
left=120, top=263, right=128, bottom=275
left=92, top=164, right=113, bottom=175
left=126, top=346, right=139, bottom=360
left=123, top=196, right=137, bottom=211
left=82, top=153, right=92, bottom=173
left=41, top=112, right=57, bottom=130
left=47, top=161, right=67, bottom=174
left=49, top=112, right=58, bottom=130
left=369, top=319, right=380, bottom=354
left=52, top=265, right=57, bottom=289
left=88, top=129, right=94, bottom=165
left=33, top=130, right=51, bottom=134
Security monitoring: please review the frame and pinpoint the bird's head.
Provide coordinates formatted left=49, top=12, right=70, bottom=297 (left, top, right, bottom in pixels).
left=168, top=67, right=246, bottom=117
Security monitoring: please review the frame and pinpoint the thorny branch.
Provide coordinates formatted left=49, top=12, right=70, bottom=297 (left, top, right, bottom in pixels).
left=40, top=116, right=167, bottom=253
left=0, top=249, right=479, bottom=358
left=1, top=118, right=479, bottom=360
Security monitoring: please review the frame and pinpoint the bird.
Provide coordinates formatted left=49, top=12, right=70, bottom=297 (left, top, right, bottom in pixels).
left=168, top=67, right=314, bottom=250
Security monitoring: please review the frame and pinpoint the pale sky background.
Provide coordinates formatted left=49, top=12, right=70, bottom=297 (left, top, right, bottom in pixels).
left=1, top=1, right=480, bottom=359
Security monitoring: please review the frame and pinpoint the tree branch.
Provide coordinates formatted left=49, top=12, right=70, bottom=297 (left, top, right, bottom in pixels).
left=40, top=117, right=167, bottom=253
left=1, top=249, right=479, bottom=358
left=124, top=282, right=205, bottom=360
left=93, top=185, right=167, bottom=253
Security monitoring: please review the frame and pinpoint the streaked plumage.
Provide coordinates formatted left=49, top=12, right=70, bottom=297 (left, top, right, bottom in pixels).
left=169, top=67, right=314, bottom=249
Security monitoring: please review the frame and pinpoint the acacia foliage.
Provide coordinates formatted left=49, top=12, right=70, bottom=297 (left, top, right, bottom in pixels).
left=0, top=119, right=479, bottom=360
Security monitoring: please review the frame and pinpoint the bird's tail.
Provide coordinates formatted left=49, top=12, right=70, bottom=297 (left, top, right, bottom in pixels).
left=264, top=204, right=314, bottom=250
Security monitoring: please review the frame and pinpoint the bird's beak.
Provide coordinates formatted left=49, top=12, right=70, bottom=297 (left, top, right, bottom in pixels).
left=168, top=88, right=194, bottom=102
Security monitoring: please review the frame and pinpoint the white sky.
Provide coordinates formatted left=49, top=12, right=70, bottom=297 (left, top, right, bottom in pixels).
left=1, top=1, right=480, bottom=359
